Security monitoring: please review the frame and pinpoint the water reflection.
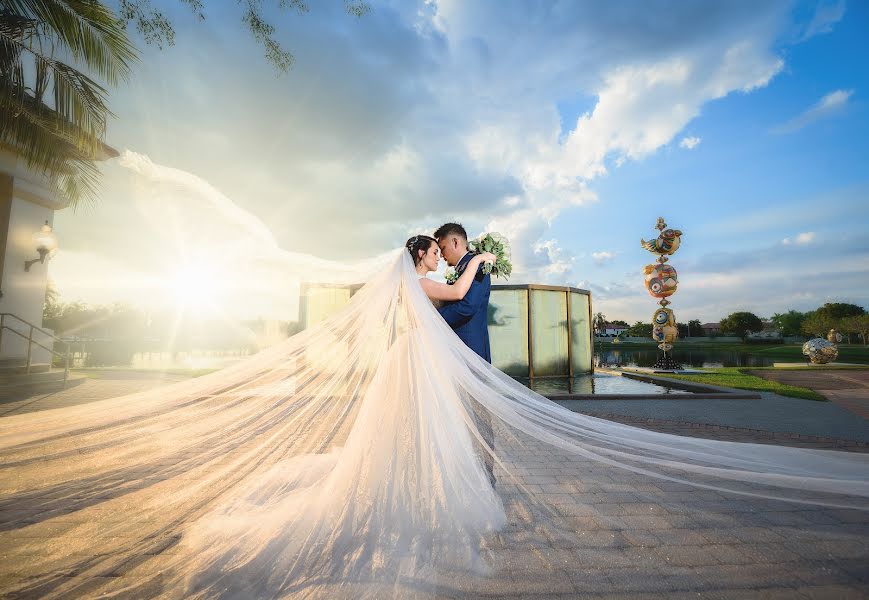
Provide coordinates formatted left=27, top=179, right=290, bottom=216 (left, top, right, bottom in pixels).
left=596, top=347, right=776, bottom=368
left=516, top=374, right=689, bottom=395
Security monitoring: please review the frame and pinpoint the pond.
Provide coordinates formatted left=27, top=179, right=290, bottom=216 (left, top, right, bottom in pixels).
left=594, top=347, right=777, bottom=368
left=516, top=374, right=691, bottom=395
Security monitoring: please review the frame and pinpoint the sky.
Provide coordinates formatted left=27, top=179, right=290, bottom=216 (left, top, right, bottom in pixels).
left=50, top=0, right=869, bottom=323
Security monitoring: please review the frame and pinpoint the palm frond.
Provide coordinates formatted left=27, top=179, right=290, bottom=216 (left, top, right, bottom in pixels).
left=0, top=2, right=131, bottom=207
left=4, top=0, right=136, bottom=84
left=1, top=30, right=110, bottom=135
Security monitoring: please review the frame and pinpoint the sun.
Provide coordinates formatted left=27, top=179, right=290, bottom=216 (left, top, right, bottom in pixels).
left=168, top=266, right=222, bottom=309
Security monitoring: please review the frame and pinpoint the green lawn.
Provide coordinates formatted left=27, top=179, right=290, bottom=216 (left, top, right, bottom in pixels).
left=654, top=368, right=827, bottom=401
left=75, top=368, right=219, bottom=379
left=601, top=342, right=869, bottom=364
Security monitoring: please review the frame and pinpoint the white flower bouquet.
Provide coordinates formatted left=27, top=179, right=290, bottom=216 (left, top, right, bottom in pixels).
left=469, top=232, right=512, bottom=279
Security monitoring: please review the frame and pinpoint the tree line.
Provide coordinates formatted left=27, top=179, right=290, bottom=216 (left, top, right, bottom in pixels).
left=603, top=303, right=868, bottom=344
left=42, top=290, right=300, bottom=366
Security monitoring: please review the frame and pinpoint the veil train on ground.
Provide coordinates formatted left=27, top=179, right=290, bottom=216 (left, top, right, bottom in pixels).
left=1, top=249, right=867, bottom=599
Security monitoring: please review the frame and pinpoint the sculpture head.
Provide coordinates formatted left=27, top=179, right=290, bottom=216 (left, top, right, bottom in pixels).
left=652, top=307, right=678, bottom=343
left=644, top=263, right=678, bottom=298
left=658, top=229, right=682, bottom=254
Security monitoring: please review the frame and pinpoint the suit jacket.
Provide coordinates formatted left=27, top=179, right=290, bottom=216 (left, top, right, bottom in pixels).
left=439, top=251, right=492, bottom=363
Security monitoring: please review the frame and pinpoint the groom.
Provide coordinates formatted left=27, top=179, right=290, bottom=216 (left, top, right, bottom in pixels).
left=434, top=222, right=496, bottom=486
left=434, top=223, right=492, bottom=361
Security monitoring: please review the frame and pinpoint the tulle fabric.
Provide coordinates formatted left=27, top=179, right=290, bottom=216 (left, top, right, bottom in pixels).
left=0, top=250, right=867, bottom=599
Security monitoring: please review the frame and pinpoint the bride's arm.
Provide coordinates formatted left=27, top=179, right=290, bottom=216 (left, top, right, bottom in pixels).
left=419, top=253, right=495, bottom=301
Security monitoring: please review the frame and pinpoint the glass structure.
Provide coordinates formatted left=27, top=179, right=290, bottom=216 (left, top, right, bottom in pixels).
left=489, top=285, right=593, bottom=377
left=298, top=283, right=363, bottom=329
left=298, top=283, right=594, bottom=376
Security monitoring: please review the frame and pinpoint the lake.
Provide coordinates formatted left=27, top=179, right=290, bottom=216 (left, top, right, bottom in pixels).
left=595, top=347, right=777, bottom=368
left=518, top=374, right=691, bottom=395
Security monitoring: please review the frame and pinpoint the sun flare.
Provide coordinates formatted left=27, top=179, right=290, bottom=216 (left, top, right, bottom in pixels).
left=168, top=266, right=222, bottom=309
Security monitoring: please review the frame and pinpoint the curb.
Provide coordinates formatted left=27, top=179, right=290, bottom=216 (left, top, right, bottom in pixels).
left=548, top=393, right=760, bottom=400
left=577, top=412, right=869, bottom=450
left=597, top=367, right=762, bottom=396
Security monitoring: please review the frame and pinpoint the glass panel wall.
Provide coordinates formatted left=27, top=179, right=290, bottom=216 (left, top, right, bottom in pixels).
left=530, top=289, right=568, bottom=377
left=298, top=283, right=594, bottom=376
left=300, top=286, right=352, bottom=328
left=569, top=291, right=592, bottom=373
left=488, top=289, right=529, bottom=376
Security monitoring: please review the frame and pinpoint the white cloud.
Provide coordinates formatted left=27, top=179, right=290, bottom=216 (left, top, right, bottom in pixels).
left=594, top=233, right=868, bottom=323
left=451, top=16, right=784, bottom=281
left=591, top=251, right=618, bottom=265
left=772, top=89, right=854, bottom=134
left=798, top=0, right=846, bottom=42
left=782, top=231, right=816, bottom=245
left=54, top=2, right=818, bottom=310
left=531, top=239, right=574, bottom=277
left=679, top=136, right=701, bottom=149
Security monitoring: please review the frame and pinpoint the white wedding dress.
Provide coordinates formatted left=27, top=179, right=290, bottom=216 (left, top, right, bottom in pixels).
left=0, top=250, right=867, bottom=599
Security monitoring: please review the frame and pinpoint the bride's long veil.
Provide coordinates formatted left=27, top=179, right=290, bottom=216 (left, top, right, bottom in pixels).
left=1, top=250, right=867, bottom=599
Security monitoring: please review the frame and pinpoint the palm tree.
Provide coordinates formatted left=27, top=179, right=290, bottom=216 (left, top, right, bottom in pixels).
left=592, top=312, right=607, bottom=337
left=1, top=1, right=136, bottom=207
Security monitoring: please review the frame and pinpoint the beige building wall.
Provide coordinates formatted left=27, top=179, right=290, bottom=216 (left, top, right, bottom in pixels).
left=0, top=149, right=66, bottom=362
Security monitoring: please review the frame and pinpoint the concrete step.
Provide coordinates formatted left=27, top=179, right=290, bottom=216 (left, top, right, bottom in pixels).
left=0, top=373, right=83, bottom=399
left=0, top=363, right=51, bottom=375
left=0, top=369, right=67, bottom=390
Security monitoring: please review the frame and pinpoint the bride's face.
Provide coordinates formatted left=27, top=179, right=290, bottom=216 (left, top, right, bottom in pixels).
left=419, top=241, right=440, bottom=272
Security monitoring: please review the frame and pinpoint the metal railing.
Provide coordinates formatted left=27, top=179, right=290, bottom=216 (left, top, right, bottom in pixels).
left=0, top=313, right=70, bottom=386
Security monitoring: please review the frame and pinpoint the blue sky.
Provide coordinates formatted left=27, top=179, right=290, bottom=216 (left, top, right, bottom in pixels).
left=52, top=0, right=868, bottom=322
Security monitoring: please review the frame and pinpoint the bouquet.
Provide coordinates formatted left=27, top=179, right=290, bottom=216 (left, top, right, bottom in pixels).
left=469, top=232, right=512, bottom=279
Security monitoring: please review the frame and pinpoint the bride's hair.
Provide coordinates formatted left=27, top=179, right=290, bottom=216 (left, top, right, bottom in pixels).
left=405, top=235, right=437, bottom=266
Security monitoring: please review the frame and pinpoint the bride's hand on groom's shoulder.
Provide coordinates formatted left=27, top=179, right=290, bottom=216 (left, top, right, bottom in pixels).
left=478, top=252, right=496, bottom=264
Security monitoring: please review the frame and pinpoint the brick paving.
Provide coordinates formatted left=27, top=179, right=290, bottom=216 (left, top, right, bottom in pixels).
left=0, top=372, right=191, bottom=417
left=580, top=412, right=869, bottom=452
left=1, top=373, right=867, bottom=598
left=750, top=369, right=869, bottom=419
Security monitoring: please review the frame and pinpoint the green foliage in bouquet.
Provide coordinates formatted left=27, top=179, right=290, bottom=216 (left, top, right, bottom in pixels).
left=468, top=232, right=513, bottom=280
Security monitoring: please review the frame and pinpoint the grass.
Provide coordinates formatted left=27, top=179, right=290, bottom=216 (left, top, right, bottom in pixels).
left=600, top=341, right=869, bottom=364
left=75, top=368, right=219, bottom=379
left=655, top=367, right=827, bottom=401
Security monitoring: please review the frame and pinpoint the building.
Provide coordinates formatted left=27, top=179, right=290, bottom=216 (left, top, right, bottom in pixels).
left=748, top=319, right=783, bottom=340
left=599, top=322, right=629, bottom=337
left=0, top=146, right=117, bottom=365
left=702, top=322, right=721, bottom=335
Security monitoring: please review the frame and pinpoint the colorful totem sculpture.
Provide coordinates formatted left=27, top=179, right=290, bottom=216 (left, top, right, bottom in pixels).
left=641, top=217, right=683, bottom=370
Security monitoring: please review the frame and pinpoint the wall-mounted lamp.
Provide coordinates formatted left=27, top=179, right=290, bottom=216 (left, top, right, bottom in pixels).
left=24, top=221, right=58, bottom=272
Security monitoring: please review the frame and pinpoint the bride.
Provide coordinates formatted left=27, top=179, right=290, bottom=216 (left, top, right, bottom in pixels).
left=0, top=237, right=867, bottom=599
left=407, top=233, right=495, bottom=304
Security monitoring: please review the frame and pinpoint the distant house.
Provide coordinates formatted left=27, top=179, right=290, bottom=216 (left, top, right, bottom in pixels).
left=600, top=322, right=629, bottom=337
left=748, top=320, right=782, bottom=339
left=702, top=322, right=721, bottom=335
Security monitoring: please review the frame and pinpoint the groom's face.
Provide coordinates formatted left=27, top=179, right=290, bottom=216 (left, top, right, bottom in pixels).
left=438, top=235, right=465, bottom=267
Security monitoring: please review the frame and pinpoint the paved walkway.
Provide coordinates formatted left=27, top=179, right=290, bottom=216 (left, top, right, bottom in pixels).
left=750, top=369, right=869, bottom=419
left=0, top=371, right=191, bottom=417
left=557, top=392, right=869, bottom=444
left=1, top=372, right=867, bottom=598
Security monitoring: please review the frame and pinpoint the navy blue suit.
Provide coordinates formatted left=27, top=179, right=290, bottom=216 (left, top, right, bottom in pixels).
left=439, top=252, right=492, bottom=363
left=439, top=250, right=496, bottom=486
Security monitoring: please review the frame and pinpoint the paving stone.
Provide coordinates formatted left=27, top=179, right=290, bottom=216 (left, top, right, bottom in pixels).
left=797, top=585, right=868, bottom=599
left=1, top=375, right=868, bottom=598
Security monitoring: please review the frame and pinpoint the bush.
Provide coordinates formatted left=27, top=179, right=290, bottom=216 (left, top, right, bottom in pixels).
left=82, top=340, right=137, bottom=367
